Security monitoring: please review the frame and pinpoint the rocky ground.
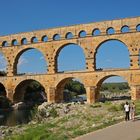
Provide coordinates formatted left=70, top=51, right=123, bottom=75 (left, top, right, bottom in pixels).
left=0, top=101, right=127, bottom=140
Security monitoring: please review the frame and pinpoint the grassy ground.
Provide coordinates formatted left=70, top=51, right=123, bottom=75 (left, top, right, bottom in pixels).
left=3, top=100, right=140, bottom=140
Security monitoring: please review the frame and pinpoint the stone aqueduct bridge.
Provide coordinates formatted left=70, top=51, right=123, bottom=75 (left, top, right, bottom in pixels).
left=1, top=16, right=140, bottom=103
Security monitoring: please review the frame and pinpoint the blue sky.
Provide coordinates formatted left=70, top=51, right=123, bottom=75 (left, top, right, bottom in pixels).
left=0, top=0, right=140, bottom=83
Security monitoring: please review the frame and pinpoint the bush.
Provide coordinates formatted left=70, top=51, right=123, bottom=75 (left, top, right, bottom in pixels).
left=30, top=105, right=38, bottom=119
left=120, top=102, right=125, bottom=110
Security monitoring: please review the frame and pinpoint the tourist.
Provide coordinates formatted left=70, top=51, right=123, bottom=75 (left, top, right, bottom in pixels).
left=130, top=102, right=135, bottom=121
left=124, top=101, right=130, bottom=121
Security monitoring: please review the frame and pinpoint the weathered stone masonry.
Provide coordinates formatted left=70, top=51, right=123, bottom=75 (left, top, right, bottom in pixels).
left=1, top=16, right=140, bottom=103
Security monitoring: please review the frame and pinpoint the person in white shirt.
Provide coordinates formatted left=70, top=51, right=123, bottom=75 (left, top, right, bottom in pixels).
left=124, top=101, right=130, bottom=121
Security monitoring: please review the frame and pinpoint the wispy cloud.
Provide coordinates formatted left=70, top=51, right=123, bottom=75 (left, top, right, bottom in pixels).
left=18, top=57, right=28, bottom=66
left=0, top=55, right=7, bottom=68
left=39, top=56, right=44, bottom=60
left=105, top=59, right=112, bottom=63
left=0, top=67, right=6, bottom=71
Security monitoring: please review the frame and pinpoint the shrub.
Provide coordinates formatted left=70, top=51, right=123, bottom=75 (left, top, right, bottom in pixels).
left=30, top=105, right=38, bottom=119
left=120, top=102, right=125, bottom=110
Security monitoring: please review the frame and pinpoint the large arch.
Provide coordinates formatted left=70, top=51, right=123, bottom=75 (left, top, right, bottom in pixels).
left=0, top=52, right=7, bottom=76
left=54, top=43, right=86, bottom=72
left=0, top=82, right=11, bottom=109
left=94, top=39, right=130, bottom=70
left=95, top=75, right=131, bottom=102
left=55, top=77, right=86, bottom=103
left=13, top=79, right=47, bottom=103
left=0, top=82, right=7, bottom=97
left=13, top=48, right=47, bottom=75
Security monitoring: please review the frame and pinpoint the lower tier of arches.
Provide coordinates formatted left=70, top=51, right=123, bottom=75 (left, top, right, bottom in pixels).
left=1, top=69, right=140, bottom=104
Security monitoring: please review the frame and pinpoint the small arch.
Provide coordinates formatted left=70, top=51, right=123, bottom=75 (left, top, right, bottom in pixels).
left=53, top=34, right=60, bottom=41
left=41, top=35, right=48, bottom=42
left=12, top=39, right=18, bottom=46
left=31, top=37, right=38, bottom=43
left=65, top=32, right=73, bottom=39
left=92, top=28, right=101, bottom=36
left=106, top=27, right=115, bottom=35
left=136, top=24, right=140, bottom=32
left=2, top=41, right=8, bottom=47
left=121, top=25, right=129, bottom=33
left=79, top=30, right=86, bottom=38
left=21, top=38, right=28, bottom=45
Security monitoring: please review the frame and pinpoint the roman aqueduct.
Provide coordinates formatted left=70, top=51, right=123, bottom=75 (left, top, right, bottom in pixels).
left=1, top=16, right=140, bottom=103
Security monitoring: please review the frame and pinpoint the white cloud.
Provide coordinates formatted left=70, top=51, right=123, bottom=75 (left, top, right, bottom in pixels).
left=39, top=56, right=44, bottom=60
left=0, top=67, right=6, bottom=71
left=0, top=55, right=7, bottom=68
left=18, top=57, right=28, bottom=66
left=105, top=59, right=112, bottom=63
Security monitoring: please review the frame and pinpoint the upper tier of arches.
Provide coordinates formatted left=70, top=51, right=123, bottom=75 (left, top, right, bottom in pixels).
left=1, top=17, right=140, bottom=47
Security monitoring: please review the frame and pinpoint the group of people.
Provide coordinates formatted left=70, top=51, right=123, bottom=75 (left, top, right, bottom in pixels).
left=124, top=101, right=135, bottom=121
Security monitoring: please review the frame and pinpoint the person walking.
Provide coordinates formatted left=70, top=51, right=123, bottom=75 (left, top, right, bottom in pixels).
left=124, top=101, right=130, bottom=121
left=130, top=102, right=135, bottom=121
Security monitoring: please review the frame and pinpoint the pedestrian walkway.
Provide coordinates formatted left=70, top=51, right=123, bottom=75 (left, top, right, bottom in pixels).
left=75, top=117, right=140, bottom=140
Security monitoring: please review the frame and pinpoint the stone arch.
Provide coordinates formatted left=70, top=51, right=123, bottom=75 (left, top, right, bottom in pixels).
left=95, top=74, right=130, bottom=101
left=31, top=36, right=38, bottom=43
left=106, top=27, right=115, bottom=35
left=13, top=79, right=46, bottom=103
left=0, top=82, right=7, bottom=97
left=41, top=35, right=48, bottom=42
left=92, top=28, right=101, bottom=36
left=55, top=77, right=86, bottom=102
left=53, top=34, right=61, bottom=41
left=136, top=24, right=140, bottom=31
left=21, top=38, right=28, bottom=45
left=13, top=47, right=47, bottom=75
left=65, top=32, right=73, bottom=39
left=54, top=43, right=86, bottom=72
left=79, top=30, right=87, bottom=38
left=12, top=39, right=18, bottom=46
left=94, top=39, right=130, bottom=70
left=2, top=41, right=8, bottom=47
left=121, top=25, right=130, bottom=33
